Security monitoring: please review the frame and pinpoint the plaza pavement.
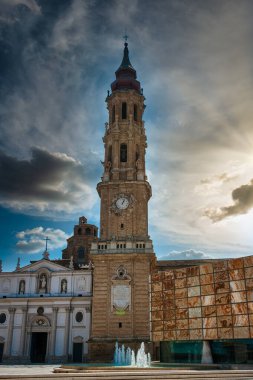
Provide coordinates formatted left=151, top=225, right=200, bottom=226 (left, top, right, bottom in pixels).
left=1, top=365, right=253, bottom=380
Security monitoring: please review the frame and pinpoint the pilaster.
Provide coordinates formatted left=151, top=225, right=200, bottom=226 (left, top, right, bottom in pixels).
left=5, top=307, right=16, bottom=357
left=20, top=306, right=28, bottom=356
left=50, top=307, right=58, bottom=358
left=64, top=306, right=73, bottom=360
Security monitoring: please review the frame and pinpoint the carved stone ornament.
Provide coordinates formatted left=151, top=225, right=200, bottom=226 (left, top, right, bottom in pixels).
left=110, top=193, right=135, bottom=215
left=111, top=266, right=131, bottom=315
left=36, top=318, right=46, bottom=326
left=32, top=316, right=50, bottom=327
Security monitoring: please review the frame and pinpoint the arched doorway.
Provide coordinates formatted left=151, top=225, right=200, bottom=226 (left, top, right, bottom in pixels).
left=73, top=336, right=83, bottom=363
left=30, top=315, right=51, bottom=363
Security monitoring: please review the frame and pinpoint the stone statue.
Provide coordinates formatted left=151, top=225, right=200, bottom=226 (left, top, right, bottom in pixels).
left=136, top=158, right=142, bottom=171
left=105, top=161, right=111, bottom=173
left=39, top=274, right=47, bottom=292
left=61, top=279, right=67, bottom=293
left=19, top=280, right=25, bottom=294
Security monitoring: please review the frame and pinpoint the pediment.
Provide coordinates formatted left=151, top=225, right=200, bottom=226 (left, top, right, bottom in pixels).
left=18, top=259, right=70, bottom=273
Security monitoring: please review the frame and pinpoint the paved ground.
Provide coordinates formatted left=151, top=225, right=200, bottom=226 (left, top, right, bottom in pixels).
left=0, top=365, right=58, bottom=375
left=1, top=365, right=253, bottom=380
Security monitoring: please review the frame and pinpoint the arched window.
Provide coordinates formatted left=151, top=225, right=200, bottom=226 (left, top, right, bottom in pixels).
left=94, top=229, right=97, bottom=237
left=85, top=227, right=91, bottom=235
left=78, top=228, right=82, bottom=235
left=77, top=247, right=85, bottom=264
left=120, top=144, right=127, bottom=162
left=134, top=104, right=138, bottom=121
left=122, top=102, right=127, bottom=119
left=112, top=105, right=115, bottom=123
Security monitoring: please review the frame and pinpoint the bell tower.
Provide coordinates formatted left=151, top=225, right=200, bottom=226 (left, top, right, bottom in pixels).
left=89, top=41, right=155, bottom=361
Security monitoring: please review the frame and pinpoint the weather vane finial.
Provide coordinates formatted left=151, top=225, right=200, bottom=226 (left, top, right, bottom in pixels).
left=123, top=31, right=128, bottom=44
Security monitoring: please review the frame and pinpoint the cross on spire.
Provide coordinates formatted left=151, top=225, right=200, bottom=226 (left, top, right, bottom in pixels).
left=123, top=34, right=128, bottom=43
left=43, top=236, right=50, bottom=251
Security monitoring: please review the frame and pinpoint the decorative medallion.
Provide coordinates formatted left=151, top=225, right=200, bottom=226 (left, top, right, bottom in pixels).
left=37, top=307, right=44, bottom=315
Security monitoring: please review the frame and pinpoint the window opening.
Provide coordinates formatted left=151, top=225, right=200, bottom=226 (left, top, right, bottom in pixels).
left=120, top=144, right=127, bottom=162
left=77, top=247, right=85, bottom=261
left=85, top=227, right=91, bottom=235
left=134, top=104, right=138, bottom=121
left=112, top=105, right=115, bottom=122
left=0, top=314, right=6, bottom=324
left=76, top=312, right=83, bottom=323
left=122, top=102, right=127, bottom=119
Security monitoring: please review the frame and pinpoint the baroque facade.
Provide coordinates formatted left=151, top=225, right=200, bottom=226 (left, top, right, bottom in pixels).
left=0, top=218, right=94, bottom=364
left=1, top=42, right=253, bottom=364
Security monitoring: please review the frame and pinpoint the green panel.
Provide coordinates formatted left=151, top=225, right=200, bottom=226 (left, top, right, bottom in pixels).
left=211, top=339, right=253, bottom=364
left=160, top=339, right=253, bottom=364
left=160, top=341, right=202, bottom=363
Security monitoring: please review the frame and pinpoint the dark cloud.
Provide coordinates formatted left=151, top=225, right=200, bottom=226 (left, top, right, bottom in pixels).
left=204, top=179, right=253, bottom=222
left=158, top=249, right=211, bottom=261
left=0, top=147, right=96, bottom=214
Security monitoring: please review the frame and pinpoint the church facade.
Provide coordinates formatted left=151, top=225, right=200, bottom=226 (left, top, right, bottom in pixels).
left=1, top=42, right=253, bottom=364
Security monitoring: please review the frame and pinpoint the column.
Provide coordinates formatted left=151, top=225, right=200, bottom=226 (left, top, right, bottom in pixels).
left=5, top=308, right=16, bottom=356
left=20, top=306, right=28, bottom=356
left=127, top=137, right=134, bottom=180
left=112, top=134, right=119, bottom=180
left=25, top=331, right=32, bottom=360
left=50, top=307, right=58, bottom=358
left=64, top=307, right=73, bottom=360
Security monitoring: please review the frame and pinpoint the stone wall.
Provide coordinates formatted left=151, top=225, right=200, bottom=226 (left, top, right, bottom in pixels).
left=151, top=255, right=253, bottom=341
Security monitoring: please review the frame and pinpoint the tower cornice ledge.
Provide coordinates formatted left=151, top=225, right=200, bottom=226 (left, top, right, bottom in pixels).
left=97, top=180, right=152, bottom=199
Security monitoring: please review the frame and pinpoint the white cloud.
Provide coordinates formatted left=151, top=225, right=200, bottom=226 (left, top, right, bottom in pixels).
left=16, top=226, right=68, bottom=254
left=158, top=249, right=212, bottom=261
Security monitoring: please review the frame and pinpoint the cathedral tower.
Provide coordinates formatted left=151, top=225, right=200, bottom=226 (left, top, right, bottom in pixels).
left=88, top=41, right=155, bottom=360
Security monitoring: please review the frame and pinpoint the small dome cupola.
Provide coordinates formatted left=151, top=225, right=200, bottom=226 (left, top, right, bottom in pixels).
left=111, top=42, right=141, bottom=93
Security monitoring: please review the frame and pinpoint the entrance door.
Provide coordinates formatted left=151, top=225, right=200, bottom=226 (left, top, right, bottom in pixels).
left=73, top=343, right=83, bottom=362
left=0, top=343, right=4, bottom=363
left=30, top=332, right=48, bottom=363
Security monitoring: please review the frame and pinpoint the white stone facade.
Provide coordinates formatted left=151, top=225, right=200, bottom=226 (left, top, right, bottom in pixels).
left=0, top=259, right=92, bottom=363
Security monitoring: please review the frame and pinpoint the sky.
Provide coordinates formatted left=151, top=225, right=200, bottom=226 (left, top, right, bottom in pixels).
left=1, top=0, right=253, bottom=271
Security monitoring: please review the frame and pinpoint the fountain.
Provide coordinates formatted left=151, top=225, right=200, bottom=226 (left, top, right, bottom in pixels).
left=114, top=341, right=151, bottom=367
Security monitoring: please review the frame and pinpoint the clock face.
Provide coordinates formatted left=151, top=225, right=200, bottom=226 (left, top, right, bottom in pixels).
left=116, top=197, right=129, bottom=210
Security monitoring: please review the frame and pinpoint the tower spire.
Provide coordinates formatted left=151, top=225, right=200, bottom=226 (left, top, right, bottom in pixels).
left=111, top=40, right=141, bottom=93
